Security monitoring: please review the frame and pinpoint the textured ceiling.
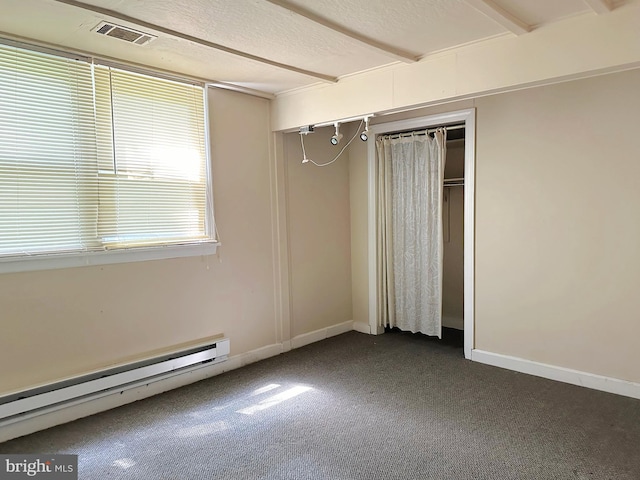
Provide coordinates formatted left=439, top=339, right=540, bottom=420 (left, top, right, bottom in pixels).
left=280, top=0, right=505, bottom=55
left=0, top=0, right=637, bottom=95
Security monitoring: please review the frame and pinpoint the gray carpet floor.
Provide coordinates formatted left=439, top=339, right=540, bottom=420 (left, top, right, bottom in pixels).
left=1, top=330, right=640, bottom=479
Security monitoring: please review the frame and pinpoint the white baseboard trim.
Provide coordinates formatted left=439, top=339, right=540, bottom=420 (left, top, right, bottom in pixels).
left=290, top=320, right=354, bottom=349
left=472, top=349, right=640, bottom=400
left=353, top=321, right=371, bottom=334
left=327, top=320, right=354, bottom=338
left=0, top=320, right=359, bottom=443
left=238, top=344, right=283, bottom=367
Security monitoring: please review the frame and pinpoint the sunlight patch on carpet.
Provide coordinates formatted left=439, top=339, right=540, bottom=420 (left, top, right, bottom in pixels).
left=236, top=386, right=313, bottom=415
left=177, top=421, right=229, bottom=438
left=113, top=458, right=136, bottom=469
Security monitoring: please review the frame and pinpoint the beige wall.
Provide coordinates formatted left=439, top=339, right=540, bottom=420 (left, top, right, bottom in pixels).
left=4, top=63, right=639, bottom=401
left=443, top=143, right=464, bottom=329
left=348, top=132, right=369, bottom=329
left=0, top=88, right=278, bottom=395
left=474, top=68, right=640, bottom=383
left=283, top=125, right=353, bottom=338
left=346, top=68, right=640, bottom=384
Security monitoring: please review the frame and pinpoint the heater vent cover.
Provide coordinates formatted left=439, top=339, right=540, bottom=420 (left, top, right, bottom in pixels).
left=93, top=22, right=156, bottom=46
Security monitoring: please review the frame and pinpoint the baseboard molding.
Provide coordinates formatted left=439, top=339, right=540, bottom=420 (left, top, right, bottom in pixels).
left=353, top=321, right=370, bottom=334
left=290, top=320, right=354, bottom=349
left=0, top=320, right=358, bottom=443
left=238, top=344, right=283, bottom=367
left=472, top=349, right=640, bottom=400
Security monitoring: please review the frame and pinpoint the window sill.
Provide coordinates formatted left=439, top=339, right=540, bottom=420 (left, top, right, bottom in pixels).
left=0, top=242, right=220, bottom=274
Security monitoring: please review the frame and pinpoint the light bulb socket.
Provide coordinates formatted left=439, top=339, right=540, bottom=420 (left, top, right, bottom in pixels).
left=360, top=116, right=371, bottom=142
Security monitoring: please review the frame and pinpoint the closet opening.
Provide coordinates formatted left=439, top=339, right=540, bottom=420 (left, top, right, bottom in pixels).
left=442, top=126, right=465, bottom=347
left=366, top=109, right=475, bottom=359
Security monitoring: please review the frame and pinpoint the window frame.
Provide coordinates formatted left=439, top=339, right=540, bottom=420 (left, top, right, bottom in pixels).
left=0, top=39, right=219, bottom=274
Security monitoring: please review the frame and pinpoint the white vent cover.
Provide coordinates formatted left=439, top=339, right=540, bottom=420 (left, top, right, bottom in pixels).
left=93, top=21, right=156, bottom=46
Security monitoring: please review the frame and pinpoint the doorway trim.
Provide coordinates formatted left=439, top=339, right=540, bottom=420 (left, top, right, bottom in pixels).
left=366, top=108, right=476, bottom=359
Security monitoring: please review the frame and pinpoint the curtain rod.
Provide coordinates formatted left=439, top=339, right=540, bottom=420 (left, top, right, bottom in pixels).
left=380, top=123, right=465, bottom=140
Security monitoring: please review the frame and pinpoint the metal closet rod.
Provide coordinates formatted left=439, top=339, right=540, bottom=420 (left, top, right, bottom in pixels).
left=444, top=177, right=465, bottom=188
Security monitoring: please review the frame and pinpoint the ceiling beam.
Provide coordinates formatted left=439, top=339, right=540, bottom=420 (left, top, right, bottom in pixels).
left=52, top=0, right=337, bottom=83
left=264, top=0, right=419, bottom=63
left=583, top=0, right=612, bottom=14
left=464, top=0, right=531, bottom=35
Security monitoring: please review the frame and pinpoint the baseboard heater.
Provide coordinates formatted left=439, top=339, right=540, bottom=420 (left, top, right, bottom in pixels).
left=0, top=338, right=230, bottom=421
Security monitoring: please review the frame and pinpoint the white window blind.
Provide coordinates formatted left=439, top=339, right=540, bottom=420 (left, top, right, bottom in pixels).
left=0, top=42, right=214, bottom=262
left=94, top=66, right=209, bottom=248
left=0, top=44, right=99, bottom=256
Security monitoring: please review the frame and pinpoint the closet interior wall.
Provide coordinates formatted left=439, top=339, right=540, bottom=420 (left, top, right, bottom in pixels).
left=442, top=138, right=465, bottom=330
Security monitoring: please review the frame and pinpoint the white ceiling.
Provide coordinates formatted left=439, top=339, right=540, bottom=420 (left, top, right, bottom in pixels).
left=0, top=0, right=636, bottom=95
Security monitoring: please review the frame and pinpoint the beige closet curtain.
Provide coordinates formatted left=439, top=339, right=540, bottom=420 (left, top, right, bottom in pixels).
left=376, top=129, right=447, bottom=337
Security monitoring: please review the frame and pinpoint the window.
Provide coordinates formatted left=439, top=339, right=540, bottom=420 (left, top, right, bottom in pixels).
left=0, top=41, right=216, bottom=272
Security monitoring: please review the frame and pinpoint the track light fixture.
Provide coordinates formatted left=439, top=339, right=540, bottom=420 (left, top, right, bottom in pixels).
left=298, top=115, right=373, bottom=166
left=299, top=127, right=314, bottom=164
left=360, top=116, right=370, bottom=141
left=300, top=118, right=364, bottom=167
left=330, top=122, right=343, bottom=145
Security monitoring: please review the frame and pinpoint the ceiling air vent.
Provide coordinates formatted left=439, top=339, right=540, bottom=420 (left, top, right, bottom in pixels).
left=93, top=21, right=156, bottom=46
